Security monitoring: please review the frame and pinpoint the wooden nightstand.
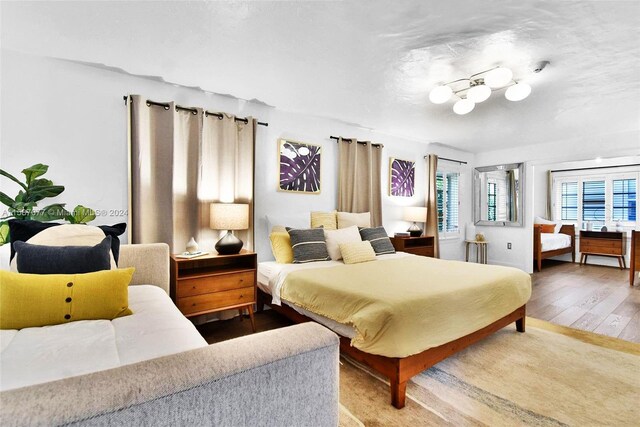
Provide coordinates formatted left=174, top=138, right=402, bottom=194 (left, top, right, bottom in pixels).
left=390, top=236, right=435, bottom=257
left=579, top=230, right=627, bottom=269
left=170, top=250, right=257, bottom=332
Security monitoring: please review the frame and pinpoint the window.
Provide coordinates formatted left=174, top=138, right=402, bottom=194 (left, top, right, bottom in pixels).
left=582, top=180, right=606, bottom=227
left=560, top=182, right=578, bottom=221
left=613, top=179, right=636, bottom=221
left=487, top=182, right=497, bottom=221
left=553, top=167, right=639, bottom=228
left=436, top=170, right=460, bottom=236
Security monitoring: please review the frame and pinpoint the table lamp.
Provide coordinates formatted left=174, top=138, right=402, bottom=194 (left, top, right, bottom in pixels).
left=210, top=203, right=249, bottom=255
left=403, top=206, right=427, bottom=237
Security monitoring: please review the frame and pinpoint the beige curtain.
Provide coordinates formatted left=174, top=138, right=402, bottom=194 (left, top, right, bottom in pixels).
left=546, top=170, right=554, bottom=220
left=337, top=138, right=383, bottom=226
left=128, top=95, right=255, bottom=253
left=507, top=170, right=517, bottom=222
left=425, top=154, right=440, bottom=258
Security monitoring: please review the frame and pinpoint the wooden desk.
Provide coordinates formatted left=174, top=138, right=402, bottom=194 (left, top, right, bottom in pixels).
left=465, top=240, right=488, bottom=264
left=631, top=230, right=639, bottom=286
left=170, top=250, right=257, bottom=331
left=579, top=230, right=626, bottom=269
left=389, top=235, right=434, bottom=257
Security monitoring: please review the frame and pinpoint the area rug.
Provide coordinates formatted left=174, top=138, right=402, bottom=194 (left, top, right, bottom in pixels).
left=338, top=317, right=640, bottom=426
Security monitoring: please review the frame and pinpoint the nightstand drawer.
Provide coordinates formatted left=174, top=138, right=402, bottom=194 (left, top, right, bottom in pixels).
left=406, top=247, right=434, bottom=257
left=581, top=239, right=619, bottom=248
left=176, top=271, right=255, bottom=298
left=177, top=288, right=255, bottom=316
left=580, top=245, right=621, bottom=255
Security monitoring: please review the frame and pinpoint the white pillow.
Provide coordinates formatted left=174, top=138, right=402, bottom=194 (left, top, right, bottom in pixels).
left=337, top=212, right=371, bottom=229
left=324, top=226, right=362, bottom=260
left=10, top=224, right=117, bottom=271
left=534, top=216, right=562, bottom=234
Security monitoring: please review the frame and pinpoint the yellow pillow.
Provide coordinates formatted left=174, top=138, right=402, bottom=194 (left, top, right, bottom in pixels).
left=0, top=268, right=134, bottom=330
left=270, top=230, right=294, bottom=263
left=310, top=211, right=337, bottom=230
left=339, top=241, right=376, bottom=265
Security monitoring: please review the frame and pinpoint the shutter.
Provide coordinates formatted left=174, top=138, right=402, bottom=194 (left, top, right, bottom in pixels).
left=436, top=172, right=444, bottom=232
left=446, top=172, right=459, bottom=232
left=582, top=180, right=606, bottom=225
left=561, top=182, right=578, bottom=221
left=613, top=178, right=637, bottom=221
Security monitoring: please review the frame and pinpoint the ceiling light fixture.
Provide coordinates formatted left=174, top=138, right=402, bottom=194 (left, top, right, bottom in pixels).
left=428, top=63, right=544, bottom=114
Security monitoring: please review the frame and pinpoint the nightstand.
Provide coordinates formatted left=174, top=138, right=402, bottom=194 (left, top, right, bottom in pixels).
left=390, top=236, right=435, bottom=257
left=170, top=250, right=257, bottom=332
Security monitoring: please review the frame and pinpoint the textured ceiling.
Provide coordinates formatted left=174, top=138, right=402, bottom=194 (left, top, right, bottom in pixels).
left=2, top=1, right=639, bottom=152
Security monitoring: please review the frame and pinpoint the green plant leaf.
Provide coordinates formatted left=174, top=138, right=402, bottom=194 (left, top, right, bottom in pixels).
left=0, top=169, right=28, bottom=191
left=0, top=191, right=14, bottom=208
left=23, top=185, right=65, bottom=203
left=29, top=178, right=54, bottom=188
left=31, top=203, right=68, bottom=222
left=0, top=221, right=9, bottom=246
left=22, top=164, right=49, bottom=185
left=67, top=205, right=96, bottom=224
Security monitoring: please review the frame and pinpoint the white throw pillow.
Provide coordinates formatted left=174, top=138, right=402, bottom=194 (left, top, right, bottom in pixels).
left=324, top=226, right=362, bottom=260
left=10, top=224, right=117, bottom=271
left=534, top=216, right=562, bottom=234
left=337, top=212, right=371, bottom=229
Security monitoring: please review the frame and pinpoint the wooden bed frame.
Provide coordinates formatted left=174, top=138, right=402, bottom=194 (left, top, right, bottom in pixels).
left=257, top=289, right=526, bottom=409
left=533, top=224, right=575, bottom=272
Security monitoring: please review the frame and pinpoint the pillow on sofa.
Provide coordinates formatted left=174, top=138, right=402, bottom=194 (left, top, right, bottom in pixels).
left=14, top=236, right=112, bottom=274
left=0, top=268, right=134, bottom=330
left=286, top=227, right=331, bottom=263
left=8, top=220, right=126, bottom=263
left=270, top=227, right=294, bottom=264
left=359, top=226, right=396, bottom=255
left=337, top=212, right=371, bottom=229
left=324, top=226, right=361, bottom=260
left=310, top=211, right=338, bottom=230
left=340, top=241, right=377, bottom=265
left=534, top=216, right=561, bottom=234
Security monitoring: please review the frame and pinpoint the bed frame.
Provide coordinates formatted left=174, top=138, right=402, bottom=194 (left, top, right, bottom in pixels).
left=533, top=224, right=575, bottom=272
left=257, top=289, right=526, bottom=409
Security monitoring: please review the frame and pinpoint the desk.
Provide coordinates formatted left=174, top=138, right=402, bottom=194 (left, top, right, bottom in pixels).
left=465, top=240, right=488, bottom=264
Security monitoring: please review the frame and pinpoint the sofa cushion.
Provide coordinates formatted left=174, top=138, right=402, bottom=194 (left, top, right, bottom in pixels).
left=14, top=236, right=112, bottom=274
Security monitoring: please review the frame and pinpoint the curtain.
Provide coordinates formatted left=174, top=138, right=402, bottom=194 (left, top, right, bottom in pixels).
left=507, top=170, right=517, bottom=222
left=128, top=95, right=255, bottom=253
left=424, top=154, right=440, bottom=258
left=337, top=138, right=383, bottom=226
left=546, top=170, right=554, bottom=220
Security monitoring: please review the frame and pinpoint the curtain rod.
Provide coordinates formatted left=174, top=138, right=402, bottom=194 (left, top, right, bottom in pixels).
left=123, top=96, right=268, bottom=126
left=550, top=163, right=639, bottom=173
left=330, top=136, right=383, bottom=148
left=424, top=155, right=468, bottom=165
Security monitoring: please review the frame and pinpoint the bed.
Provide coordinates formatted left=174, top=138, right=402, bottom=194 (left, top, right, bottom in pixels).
left=533, top=224, right=576, bottom=271
left=257, top=252, right=531, bottom=408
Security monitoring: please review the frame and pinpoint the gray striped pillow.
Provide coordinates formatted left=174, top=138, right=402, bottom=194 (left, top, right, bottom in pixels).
left=286, top=227, right=331, bottom=264
left=359, top=226, right=396, bottom=255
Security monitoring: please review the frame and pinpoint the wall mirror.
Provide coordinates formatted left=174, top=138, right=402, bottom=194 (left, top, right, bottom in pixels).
left=474, top=162, right=525, bottom=227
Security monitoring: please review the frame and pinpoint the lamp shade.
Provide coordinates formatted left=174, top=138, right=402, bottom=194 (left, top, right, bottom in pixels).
left=505, top=82, right=532, bottom=101
left=453, top=99, right=475, bottom=115
left=403, top=207, right=427, bottom=223
left=467, top=83, right=491, bottom=103
left=484, top=67, right=513, bottom=88
left=429, top=85, right=453, bottom=104
left=210, top=203, right=249, bottom=230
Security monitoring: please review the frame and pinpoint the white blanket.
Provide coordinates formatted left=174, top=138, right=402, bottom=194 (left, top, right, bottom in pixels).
left=0, top=285, right=207, bottom=392
left=541, top=233, right=572, bottom=252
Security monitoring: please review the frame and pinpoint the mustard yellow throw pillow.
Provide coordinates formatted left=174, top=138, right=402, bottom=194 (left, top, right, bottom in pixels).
left=0, top=268, right=135, bottom=330
left=270, top=229, right=294, bottom=263
left=310, top=211, right=338, bottom=230
left=339, top=241, right=377, bottom=265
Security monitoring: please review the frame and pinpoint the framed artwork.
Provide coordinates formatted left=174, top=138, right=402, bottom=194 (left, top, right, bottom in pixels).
left=278, top=139, right=321, bottom=194
left=389, top=158, right=415, bottom=197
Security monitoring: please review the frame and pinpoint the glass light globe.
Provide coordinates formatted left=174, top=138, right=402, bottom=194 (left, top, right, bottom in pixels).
left=505, top=82, right=532, bottom=101
left=453, top=99, right=475, bottom=115
left=484, top=67, right=513, bottom=88
left=466, top=84, right=491, bottom=103
left=429, top=85, right=453, bottom=104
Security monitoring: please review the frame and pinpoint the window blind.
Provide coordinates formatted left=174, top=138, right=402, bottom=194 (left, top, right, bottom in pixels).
left=487, top=182, right=497, bottom=221
left=561, top=181, right=578, bottom=220
left=446, top=172, right=459, bottom=232
left=613, top=178, right=637, bottom=221
left=582, top=180, right=605, bottom=225
left=436, top=172, right=444, bottom=232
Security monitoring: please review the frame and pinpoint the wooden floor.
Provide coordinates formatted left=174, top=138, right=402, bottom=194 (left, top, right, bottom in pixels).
left=530, top=260, right=640, bottom=343
left=198, top=260, right=640, bottom=345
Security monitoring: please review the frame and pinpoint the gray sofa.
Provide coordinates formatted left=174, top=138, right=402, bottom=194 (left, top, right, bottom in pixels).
left=0, top=244, right=340, bottom=427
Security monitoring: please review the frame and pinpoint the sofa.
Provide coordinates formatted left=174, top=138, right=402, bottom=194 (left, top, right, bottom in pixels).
left=0, top=244, right=340, bottom=426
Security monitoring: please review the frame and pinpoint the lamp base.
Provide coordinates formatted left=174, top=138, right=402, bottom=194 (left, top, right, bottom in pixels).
left=407, top=222, right=423, bottom=237
left=215, top=230, right=244, bottom=255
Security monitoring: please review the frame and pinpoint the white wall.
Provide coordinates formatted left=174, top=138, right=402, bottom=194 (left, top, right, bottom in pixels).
left=475, top=139, right=640, bottom=273
left=1, top=50, right=473, bottom=261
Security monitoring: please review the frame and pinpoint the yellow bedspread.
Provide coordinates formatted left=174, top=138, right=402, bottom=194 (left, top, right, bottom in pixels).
left=280, top=256, right=531, bottom=357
